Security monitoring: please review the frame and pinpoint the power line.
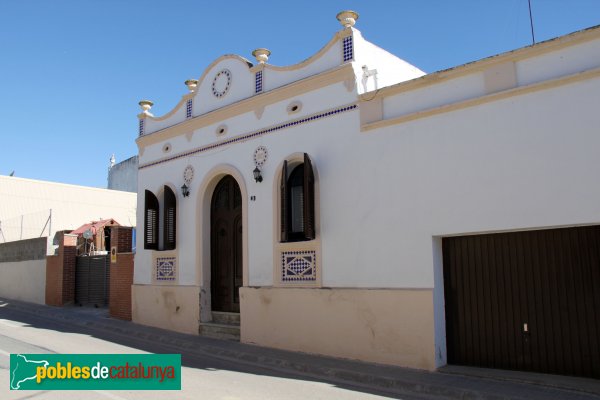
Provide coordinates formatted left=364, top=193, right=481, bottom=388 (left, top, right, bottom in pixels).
left=528, top=0, right=536, bottom=45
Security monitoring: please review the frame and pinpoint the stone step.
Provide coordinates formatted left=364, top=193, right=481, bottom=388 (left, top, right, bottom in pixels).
left=198, top=322, right=240, bottom=341
left=211, top=311, right=240, bottom=326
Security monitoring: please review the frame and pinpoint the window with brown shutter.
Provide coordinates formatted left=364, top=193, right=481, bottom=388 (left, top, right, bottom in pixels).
left=280, top=153, right=315, bottom=242
left=303, top=153, right=315, bottom=240
left=280, top=160, right=288, bottom=242
left=145, top=186, right=177, bottom=251
left=163, top=185, right=176, bottom=250
left=144, top=190, right=159, bottom=250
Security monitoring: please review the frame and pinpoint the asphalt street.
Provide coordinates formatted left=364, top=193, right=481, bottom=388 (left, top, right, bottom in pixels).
left=0, top=305, right=420, bottom=400
left=1, top=300, right=599, bottom=400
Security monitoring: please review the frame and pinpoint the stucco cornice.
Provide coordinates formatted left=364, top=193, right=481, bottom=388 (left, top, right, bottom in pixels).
left=361, top=66, right=600, bottom=131
left=362, top=25, right=600, bottom=102
left=136, top=63, right=355, bottom=150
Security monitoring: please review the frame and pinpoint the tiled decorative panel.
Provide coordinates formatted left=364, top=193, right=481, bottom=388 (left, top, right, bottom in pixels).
left=342, top=36, right=354, bottom=62
left=156, top=257, right=176, bottom=281
left=255, top=70, right=263, bottom=93
left=186, top=99, right=193, bottom=118
left=138, top=119, right=145, bottom=136
left=281, top=250, right=317, bottom=282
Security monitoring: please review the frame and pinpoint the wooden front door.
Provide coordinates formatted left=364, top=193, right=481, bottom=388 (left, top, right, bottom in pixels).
left=211, top=176, right=242, bottom=313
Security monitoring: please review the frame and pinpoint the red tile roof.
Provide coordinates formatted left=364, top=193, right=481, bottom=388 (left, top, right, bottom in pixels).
left=71, top=219, right=120, bottom=235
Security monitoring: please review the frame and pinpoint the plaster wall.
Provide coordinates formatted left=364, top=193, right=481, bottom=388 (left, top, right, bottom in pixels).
left=0, top=176, right=136, bottom=254
left=351, top=77, right=600, bottom=288
left=241, top=287, right=436, bottom=370
left=108, top=156, right=138, bottom=193
left=381, top=35, right=600, bottom=123
left=352, top=29, right=425, bottom=93
left=137, top=75, right=600, bottom=290
left=262, top=38, right=343, bottom=92
left=135, top=81, right=357, bottom=287
left=148, top=101, right=188, bottom=134
left=516, top=38, right=600, bottom=86
left=133, top=26, right=600, bottom=370
left=131, top=284, right=200, bottom=334
left=382, top=73, right=485, bottom=120
left=0, top=237, right=46, bottom=262
left=142, top=27, right=425, bottom=136
left=0, top=259, right=46, bottom=304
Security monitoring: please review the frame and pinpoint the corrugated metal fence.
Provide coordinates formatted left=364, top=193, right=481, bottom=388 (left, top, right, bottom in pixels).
left=75, top=255, right=110, bottom=307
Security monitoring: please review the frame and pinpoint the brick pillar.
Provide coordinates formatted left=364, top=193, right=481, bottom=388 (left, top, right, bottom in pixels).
left=45, top=232, right=77, bottom=306
left=109, top=226, right=134, bottom=320
left=61, top=234, right=77, bottom=305
left=110, top=226, right=133, bottom=253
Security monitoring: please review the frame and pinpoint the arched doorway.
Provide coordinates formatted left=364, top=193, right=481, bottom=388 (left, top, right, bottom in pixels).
left=210, top=175, right=242, bottom=313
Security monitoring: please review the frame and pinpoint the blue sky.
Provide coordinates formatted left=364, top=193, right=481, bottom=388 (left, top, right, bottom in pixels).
left=1, top=1, right=599, bottom=188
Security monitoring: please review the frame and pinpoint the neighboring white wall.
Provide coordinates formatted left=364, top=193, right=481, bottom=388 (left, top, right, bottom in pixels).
left=108, top=155, right=138, bottom=193
left=0, top=176, right=137, bottom=253
left=0, top=259, right=46, bottom=304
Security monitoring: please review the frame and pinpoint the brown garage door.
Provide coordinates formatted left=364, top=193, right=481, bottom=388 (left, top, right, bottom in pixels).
left=443, top=226, right=600, bottom=378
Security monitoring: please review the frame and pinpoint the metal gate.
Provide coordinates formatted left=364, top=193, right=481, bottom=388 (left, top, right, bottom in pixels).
left=443, top=225, right=600, bottom=379
left=75, top=255, right=110, bottom=307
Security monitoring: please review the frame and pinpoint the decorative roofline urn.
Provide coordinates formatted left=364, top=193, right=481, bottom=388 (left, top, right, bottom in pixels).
left=252, top=48, right=271, bottom=64
left=138, top=100, right=154, bottom=114
left=185, top=79, right=198, bottom=92
left=336, top=10, right=359, bottom=28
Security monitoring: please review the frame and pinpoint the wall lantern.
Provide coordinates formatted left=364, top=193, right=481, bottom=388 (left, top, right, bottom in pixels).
left=253, top=166, right=263, bottom=183
left=181, top=183, right=190, bottom=197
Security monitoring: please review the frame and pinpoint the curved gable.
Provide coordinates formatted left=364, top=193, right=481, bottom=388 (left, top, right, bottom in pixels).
left=137, top=13, right=423, bottom=139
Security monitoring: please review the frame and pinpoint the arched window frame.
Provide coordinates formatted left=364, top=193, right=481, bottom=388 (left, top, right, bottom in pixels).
left=280, top=153, right=316, bottom=243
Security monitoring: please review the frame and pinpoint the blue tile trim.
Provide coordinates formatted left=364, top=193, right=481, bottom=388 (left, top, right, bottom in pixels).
left=255, top=71, right=263, bottom=93
left=138, top=119, right=145, bottom=136
left=343, top=36, right=354, bottom=62
left=139, top=103, right=358, bottom=170
left=186, top=99, right=193, bottom=119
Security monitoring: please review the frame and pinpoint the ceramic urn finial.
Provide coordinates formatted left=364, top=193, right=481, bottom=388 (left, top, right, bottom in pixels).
left=336, top=10, right=359, bottom=28
left=138, top=100, right=154, bottom=115
left=184, top=79, right=198, bottom=92
left=252, top=48, right=271, bottom=64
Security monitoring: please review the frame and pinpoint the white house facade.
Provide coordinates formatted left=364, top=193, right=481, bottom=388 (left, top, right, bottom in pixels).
left=133, top=11, right=600, bottom=378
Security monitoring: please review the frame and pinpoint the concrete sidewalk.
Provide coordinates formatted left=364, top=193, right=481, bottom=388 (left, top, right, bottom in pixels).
left=1, top=297, right=598, bottom=400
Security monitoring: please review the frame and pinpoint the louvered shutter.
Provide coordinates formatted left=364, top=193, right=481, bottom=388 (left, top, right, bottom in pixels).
left=303, top=153, right=315, bottom=240
left=163, top=185, right=176, bottom=250
left=144, top=190, right=159, bottom=250
left=280, top=160, right=288, bottom=242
